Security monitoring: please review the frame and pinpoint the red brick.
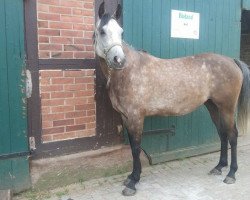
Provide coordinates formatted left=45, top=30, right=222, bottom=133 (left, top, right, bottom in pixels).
left=86, top=122, right=96, bottom=129
left=74, top=51, right=94, bottom=59
left=64, top=70, right=85, bottom=77
left=64, top=84, right=86, bottom=91
left=73, top=9, right=93, bottom=16
left=85, top=45, right=94, bottom=51
left=61, top=15, right=83, bottom=23
left=75, top=116, right=95, bottom=124
left=39, top=44, right=63, bottom=51
left=38, top=0, right=60, bottom=6
left=64, top=44, right=84, bottom=51
left=50, top=37, right=73, bottom=44
left=40, top=70, right=63, bottom=77
left=38, top=13, right=60, bottom=21
left=65, top=111, right=86, bottom=118
left=51, top=51, right=74, bottom=58
left=41, top=106, right=51, bottom=114
left=40, top=85, right=63, bottom=92
left=49, top=6, right=72, bottom=15
left=38, top=21, right=49, bottom=28
left=61, top=30, right=83, bottom=37
left=84, top=3, right=94, bottom=9
left=84, top=31, right=93, bottom=39
left=87, top=97, right=95, bottom=103
left=66, top=124, right=86, bottom=132
left=65, top=98, right=88, bottom=105
left=75, top=103, right=95, bottom=111
left=51, top=77, right=74, bottom=84
left=53, top=119, right=74, bottom=127
left=41, top=99, right=64, bottom=106
left=40, top=77, right=50, bottom=85
left=42, top=135, right=53, bottom=143
left=87, top=109, right=96, bottom=116
left=39, top=36, right=50, bottom=43
left=74, top=38, right=93, bottom=45
left=52, top=132, right=76, bottom=141
left=39, top=51, right=50, bottom=58
left=43, top=127, right=64, bottom=135
left=51, top=105, right=74, bottom=113
left=41, top=92, right=51, bottom=99
left=86, top=69, right=95, bottom=76
left=38, top=29, right=60, bottom=36
left=76, top=129, right=95, bottom=138
left=42, top=113, right=65, bottom=121
left=42, top=121, right=53, bottom=129
left=49, top=22, right=72, bottom=30
left=84, top=17, right=94, bottom=25
left=73, top=24, right=94, bottom=31
left=87, top=84, right=95, bottom=90
left=51, top=91, right=74, bottom=98
left=75, top=77, right=94, bottom=84
left=60, top=0, right=83, bottom=8
left=38, top=4, right=49, bottom=12
left=74, top=90, right=94, bottom=98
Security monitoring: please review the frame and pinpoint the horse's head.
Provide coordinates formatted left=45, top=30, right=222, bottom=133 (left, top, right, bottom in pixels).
left=94, top=2, right=125, bottom=69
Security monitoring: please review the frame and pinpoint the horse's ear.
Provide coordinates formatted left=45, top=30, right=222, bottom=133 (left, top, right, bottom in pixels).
left=115, top=4, right=122, bottom=20
left=98, top=2, right=105, bottom=18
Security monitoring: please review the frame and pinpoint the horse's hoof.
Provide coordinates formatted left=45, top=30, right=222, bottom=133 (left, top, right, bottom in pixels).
left=223, top=176, right=236, bottom=184
left=208, top=168, right=222, bottom=175
left=123, top=178, right=131, bottom=186
left=122, top=187, right=136, bottom=196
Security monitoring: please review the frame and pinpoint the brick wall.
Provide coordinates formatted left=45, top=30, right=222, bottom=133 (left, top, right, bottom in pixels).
left=40, top=69, right=96, bottom=143
left=37, top=0, right=97, bottom=143
left=37, top=0, right=95, bottom=59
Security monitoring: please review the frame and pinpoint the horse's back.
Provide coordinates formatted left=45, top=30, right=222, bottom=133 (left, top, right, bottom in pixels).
left=111, top=46, right=243, bottom=117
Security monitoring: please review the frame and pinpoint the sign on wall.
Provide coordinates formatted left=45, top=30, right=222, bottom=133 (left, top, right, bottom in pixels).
left=171, top=10, right=200, bottom=39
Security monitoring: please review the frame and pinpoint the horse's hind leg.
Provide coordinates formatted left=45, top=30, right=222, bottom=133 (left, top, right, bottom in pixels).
left=220, top=110, right=238, bottom=184
left=205, top=100, right=228, bottom=175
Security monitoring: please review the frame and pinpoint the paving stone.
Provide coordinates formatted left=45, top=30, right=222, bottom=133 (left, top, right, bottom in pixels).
left=31, top=141, right=250, bottom=200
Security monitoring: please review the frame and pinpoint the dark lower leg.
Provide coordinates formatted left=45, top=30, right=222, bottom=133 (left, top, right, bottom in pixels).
left=227, top=133, right=238, bottom=178
left=126, top=133, right=142, bottom=187
left=123, top=133, right=142, bottom=196
left=215, top=134, right=228, bottom=171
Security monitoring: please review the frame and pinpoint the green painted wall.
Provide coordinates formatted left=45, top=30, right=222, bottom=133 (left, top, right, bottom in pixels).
left=123, top=0, right=242, bottom=161
left=243, top=0, right=250, bottom=10
left=0, top=0, right=30, bottom=192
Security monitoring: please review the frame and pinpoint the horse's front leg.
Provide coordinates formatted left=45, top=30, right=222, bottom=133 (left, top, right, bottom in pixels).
left=122, top=117, right=143, bottom=196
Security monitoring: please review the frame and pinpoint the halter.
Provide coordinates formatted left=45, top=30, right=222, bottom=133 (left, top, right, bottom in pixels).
left=103, top=43, right=123, bottom=58
left=94, top=29, right=124, bottom=88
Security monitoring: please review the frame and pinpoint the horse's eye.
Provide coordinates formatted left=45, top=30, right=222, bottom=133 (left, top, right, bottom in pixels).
left=100, top=29, right=105, bottom=36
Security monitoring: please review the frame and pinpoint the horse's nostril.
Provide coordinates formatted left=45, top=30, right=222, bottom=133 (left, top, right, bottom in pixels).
left=114, top=56, right=122, bottom=64
left=114, top=56, right=118, bottom=63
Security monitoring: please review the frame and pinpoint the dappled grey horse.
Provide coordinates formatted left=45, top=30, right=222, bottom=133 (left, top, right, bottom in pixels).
left=94, top=2, right=250, bottom=196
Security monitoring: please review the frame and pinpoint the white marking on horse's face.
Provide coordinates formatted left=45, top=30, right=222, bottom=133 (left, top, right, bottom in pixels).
left=95, top=18, right=125, bottom=68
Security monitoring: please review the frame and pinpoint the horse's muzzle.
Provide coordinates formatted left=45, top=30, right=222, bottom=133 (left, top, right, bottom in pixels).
left=112, top=56, right=126, bottom=69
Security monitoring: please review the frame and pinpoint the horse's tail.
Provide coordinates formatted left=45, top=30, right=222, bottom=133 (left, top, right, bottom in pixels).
left=234, top=59, right=250, bottom=135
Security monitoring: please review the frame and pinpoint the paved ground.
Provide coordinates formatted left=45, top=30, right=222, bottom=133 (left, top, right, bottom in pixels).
left=42, top=143, right=250, bottom=200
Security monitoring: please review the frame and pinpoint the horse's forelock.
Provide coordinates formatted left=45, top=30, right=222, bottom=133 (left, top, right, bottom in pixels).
left=99, top=13, right=112, bottom=31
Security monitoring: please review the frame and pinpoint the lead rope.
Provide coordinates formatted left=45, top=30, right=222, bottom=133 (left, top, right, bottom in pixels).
left=106, top=67, right=113, bottom=89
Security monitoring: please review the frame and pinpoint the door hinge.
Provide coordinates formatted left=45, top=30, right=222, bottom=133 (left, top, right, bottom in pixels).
left=29, top=137, right=36, bottom=151
left=26, top=69, right=32, bottom=98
